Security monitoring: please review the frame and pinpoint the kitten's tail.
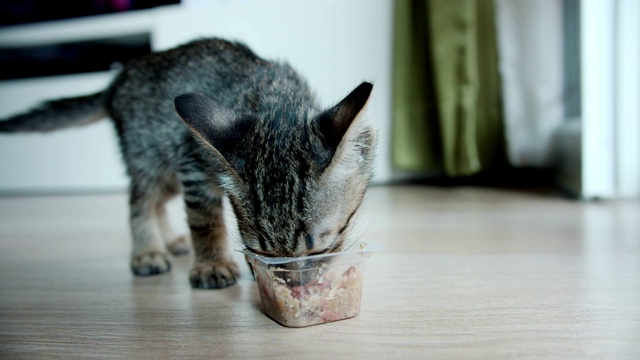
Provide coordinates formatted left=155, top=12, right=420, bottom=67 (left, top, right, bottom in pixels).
left=0, top=91, right=108, bottom=133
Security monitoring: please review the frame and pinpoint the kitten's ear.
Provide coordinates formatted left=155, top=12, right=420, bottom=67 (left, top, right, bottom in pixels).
left=314, top=83, right=377, bottom=210
left=316, top=82, right=373, bottom=153
left=174, top=92, right=235, bottom=149
left=174, top=93, right=252, bottom=175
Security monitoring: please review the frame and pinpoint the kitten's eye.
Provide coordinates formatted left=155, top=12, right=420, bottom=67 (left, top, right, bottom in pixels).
left=307, top=249, right=329, bottom=256
left=245, top=246, right=273, bottom=257
left=338, top=208, right=358, bottom=235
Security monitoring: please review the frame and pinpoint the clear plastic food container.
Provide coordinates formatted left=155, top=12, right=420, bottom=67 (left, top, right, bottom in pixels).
left=241, top=242, right=382, bottom=327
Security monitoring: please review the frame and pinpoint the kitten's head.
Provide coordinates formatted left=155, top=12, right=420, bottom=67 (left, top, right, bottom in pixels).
left=175, top=82, right=376, bottom=257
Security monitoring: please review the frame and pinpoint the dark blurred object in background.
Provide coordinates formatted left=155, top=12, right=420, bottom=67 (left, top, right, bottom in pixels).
left=0, top=0, right=180, bottom=27
left=0, top=34, right=151, bottom=80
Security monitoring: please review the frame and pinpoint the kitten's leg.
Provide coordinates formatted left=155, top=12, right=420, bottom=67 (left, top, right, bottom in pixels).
left=156, top=176, right=190, bottom=256
left=181, top=175, right=240, bottom=289
left=156, top=203, right=190, bottom=256
left=129, top=182, right=172, bottom=276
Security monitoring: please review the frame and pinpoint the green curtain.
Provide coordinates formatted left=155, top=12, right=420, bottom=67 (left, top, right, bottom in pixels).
left=392, top=0, right=505, bottom=177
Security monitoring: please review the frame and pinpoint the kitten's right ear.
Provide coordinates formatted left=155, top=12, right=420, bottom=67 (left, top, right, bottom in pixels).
left=174, top=93, right=251, bottom=175
left=174, top=93, right=234, bottom=148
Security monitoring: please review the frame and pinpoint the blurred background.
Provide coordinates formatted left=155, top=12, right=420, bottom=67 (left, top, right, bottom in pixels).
left=0, top=0, right=638, bottom=199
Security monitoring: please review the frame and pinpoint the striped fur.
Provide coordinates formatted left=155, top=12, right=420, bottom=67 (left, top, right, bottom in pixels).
left=0, top=38, right=376, bottom=289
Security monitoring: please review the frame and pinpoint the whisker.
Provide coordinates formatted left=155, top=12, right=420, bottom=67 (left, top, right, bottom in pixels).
left=347, top=197, right=382, bottom=249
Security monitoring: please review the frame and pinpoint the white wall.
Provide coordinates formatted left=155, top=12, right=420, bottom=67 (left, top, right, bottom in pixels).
left=614, top=0, right=640, bottom=198
left=0, top=0, right=394, bottom=193
left=553, top=0, right=639, bottom=199
left=0, top=72, right=127, bottom=193
left=580, top=0, right=616, bottom=198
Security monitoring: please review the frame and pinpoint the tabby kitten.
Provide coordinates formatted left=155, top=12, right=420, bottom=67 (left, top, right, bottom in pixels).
left=0, top=38, right=376, bottom=289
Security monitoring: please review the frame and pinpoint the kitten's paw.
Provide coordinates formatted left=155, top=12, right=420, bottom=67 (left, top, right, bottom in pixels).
left=167, top=236, right=190, bottom=257
left=131, top=252, right=171, bottom=276
left=189, top=260, right=240, bottom=289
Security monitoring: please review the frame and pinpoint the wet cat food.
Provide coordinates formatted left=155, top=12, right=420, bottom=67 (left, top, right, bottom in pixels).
left=242, top=242, right=382, bottom=327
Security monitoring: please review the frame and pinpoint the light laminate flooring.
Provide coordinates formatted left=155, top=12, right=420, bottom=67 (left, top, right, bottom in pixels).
left=0, top=185, right=639, bottom=359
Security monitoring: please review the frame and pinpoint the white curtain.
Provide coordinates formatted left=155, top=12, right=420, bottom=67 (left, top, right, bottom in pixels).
left=495, top=0, right=564, bottom=167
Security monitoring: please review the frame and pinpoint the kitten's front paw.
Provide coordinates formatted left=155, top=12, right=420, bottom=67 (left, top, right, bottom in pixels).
left=190, top=260, right=240, bottom=289
left=131, top=251, right=171, bottom=276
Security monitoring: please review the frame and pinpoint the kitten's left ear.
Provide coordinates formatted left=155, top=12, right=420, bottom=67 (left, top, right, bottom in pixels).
left=316, top=82, right=373, bottom=154
left=311, top=83, right=377, bottom=220
left=174, top=93, right=253, bottom=176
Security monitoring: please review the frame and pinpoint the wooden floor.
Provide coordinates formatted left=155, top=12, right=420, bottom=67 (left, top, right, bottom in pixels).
left=0, top=185, right=639, bottom=359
